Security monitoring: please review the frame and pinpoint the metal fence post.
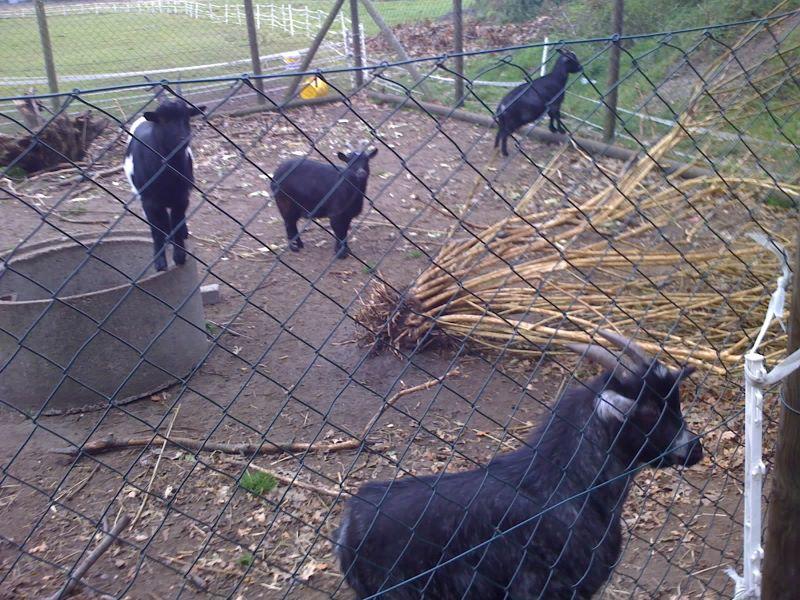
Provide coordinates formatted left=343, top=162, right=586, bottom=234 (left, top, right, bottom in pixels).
left=243, top=0, right=266, bottom=104
left=763, top=231, right=800, bottom=599
left=33, top=0, right=59, bottom=111
left=603, top=0, right=624, bottom=143
left=350, top=0, right=364, bottom=86
left=453, top=0, right=464, bottom=106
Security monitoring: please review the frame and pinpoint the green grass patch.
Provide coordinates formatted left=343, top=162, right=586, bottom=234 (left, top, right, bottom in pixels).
left=764, top=190, right=796, bottom=210
left=239, top=470, right=277, bottom=496
left=238, top=552, right=255, bottom=568
left=1, top=165, right=28, bottom=181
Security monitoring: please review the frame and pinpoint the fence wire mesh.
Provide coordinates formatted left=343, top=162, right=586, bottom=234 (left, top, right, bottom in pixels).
left=0, top=6, right=799, bottom=600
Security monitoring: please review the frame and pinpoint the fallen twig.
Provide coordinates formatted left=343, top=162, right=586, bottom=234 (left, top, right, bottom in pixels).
left=47, top=514, right=131, bottom=600
left=51, top=435, right=362, bottom=458
left=132, top=404, right=180, bottom=527
left=55, top=463, right=101, bottom=503
left=360, top=368, right=460, bottom=439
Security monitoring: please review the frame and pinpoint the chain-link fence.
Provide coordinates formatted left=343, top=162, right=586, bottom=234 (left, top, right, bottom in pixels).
left=1, top=4, right=799, bottom=599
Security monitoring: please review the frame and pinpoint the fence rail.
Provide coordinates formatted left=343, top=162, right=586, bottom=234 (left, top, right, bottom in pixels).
left=0, top=0, right=328, bottom=33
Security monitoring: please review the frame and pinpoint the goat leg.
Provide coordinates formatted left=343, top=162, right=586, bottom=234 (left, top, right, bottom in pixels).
left=330, top=215, right=351, bottom=259
left=170, top=204, right=189, bottom=266
left=142, top=199, right=170, bottom=271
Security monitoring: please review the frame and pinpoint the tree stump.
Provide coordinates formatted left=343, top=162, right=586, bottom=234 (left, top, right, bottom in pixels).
left=0, top=97, right=107, bottom=175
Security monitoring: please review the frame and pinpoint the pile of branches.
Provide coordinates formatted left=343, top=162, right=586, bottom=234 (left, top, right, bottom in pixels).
left=0, top=97, right=107, bottom=174
left=366, top=14, right=552, bottom=57
left=357, top=12, right=799, bottom=375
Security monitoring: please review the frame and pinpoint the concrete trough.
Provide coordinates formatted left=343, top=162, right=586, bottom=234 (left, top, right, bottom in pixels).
left=0, top=232, right=209, bottom=415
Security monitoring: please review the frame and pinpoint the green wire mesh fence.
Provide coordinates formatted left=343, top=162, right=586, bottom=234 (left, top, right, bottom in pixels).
left=0, top=8, right=799, bottom=599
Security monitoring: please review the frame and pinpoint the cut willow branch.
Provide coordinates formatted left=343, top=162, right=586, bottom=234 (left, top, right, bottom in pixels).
left=51, top=435, right=362, bottom=458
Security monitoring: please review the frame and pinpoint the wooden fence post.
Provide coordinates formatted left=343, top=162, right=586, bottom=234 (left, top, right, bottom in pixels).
left=34, top=0, right=59, bottom=112
left=282, top=0, right=347, bottom=103
left=359, top=0, right=431, bottom=97
left=603, top=0, right=624, bottom=143
left=243, top=0, right=266, bottom=104
left=453, top=0, right=464, bottom=106
left=762, top=229, right=800, bottom=599
left=350, top=0, right=364, bottom=86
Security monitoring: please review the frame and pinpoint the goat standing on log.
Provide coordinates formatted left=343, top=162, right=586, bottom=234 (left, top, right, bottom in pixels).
left=271, top=141, right=378, bottom=259
left=335, top=330, right=704, bottom=599
left=123, top=100, right=205, bottom=271
left=494, top=48, right=582, bottom=157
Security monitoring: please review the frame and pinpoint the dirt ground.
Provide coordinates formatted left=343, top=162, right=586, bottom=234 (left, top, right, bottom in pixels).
left=0, top=97, right=761, bottom=599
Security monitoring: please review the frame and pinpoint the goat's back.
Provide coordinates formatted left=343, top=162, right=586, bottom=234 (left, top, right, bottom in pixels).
left=336, top=457, right=615, bottom=599
left=271, top=158, right=362, bottom=217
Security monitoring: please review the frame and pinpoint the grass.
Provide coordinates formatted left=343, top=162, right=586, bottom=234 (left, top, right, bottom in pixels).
left=237, top=552, right=255, bottom=567
left=239, top=470, right=277, bottom=496
left=764, top=190, right=796, bottom=209
left=0, top=0, right=463, bottom=89
left=0, top=11, right=311, bottom=96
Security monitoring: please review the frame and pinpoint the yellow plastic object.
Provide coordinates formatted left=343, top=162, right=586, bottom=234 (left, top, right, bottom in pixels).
left=299, top=76, right=329, bottom=100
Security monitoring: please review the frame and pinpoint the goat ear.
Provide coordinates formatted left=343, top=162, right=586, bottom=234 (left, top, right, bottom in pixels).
left=143, top=111, right=159, bottom=123
left=677, top=365, right=696, bottom=379
left=337, top=151, right=350, bottom=163
left=367, top=147, right=378, bottom=159
left=189, top=105, right=206, bottom=117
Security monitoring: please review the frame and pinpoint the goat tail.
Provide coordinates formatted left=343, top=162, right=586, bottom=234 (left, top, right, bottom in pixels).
left=494, top=127, right=502, bottom=149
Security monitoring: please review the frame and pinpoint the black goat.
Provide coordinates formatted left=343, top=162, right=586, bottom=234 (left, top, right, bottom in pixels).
left=335, top=330, right=703, bottom=599
left=271, top=141, right=378, bottom=259
left=494, top=48, right=582, bottom=157
left=123, top=100, right=205, bottom=271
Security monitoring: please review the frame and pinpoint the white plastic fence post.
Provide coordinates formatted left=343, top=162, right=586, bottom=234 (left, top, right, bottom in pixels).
left=540, top=37, right=549, bottom=77
left=744, top=352, right=767, bottom=599
left=224, top=3, right=227, bottom=22
left=256, top=3, right=260, bottom=29
left=305, top=6, right=310, bottom=37
left=270, top=3, right=275, bottom=28
left=288, top=4, right=294, bottom=36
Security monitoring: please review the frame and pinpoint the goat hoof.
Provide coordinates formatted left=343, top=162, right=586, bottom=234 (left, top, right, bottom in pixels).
left=173, top=250, right=186, bottom=265
left=289, top=239, right=303, bottom=252
left=154, top=260, right=168, bottom=272
left=335, top=246, right=349, bottom=259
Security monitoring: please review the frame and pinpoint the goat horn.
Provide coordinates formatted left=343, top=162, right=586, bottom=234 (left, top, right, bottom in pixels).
left=594, top=329, right=650, bottom=364
left=566, top=343, right=624, bottom=372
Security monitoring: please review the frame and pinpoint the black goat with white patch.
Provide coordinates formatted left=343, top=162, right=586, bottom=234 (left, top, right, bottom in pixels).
left=123, top=100, right=205, bottom=271
left=335, top=330, right=703, bottom=599
left=271, top=141, right=378, bottom=259
left=494, top=48, right=582, bottom=157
